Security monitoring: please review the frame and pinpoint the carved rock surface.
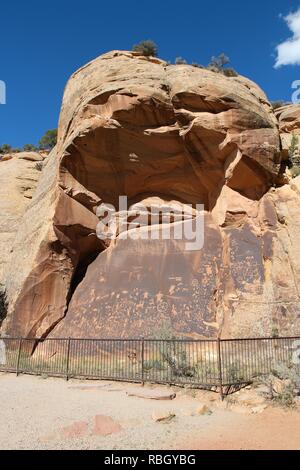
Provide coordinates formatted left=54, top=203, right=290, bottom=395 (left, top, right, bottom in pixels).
left=2, top=51, right=300, bottom=339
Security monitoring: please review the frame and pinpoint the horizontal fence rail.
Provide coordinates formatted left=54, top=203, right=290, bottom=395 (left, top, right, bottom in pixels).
left=0, top=336, right=299, bottom=398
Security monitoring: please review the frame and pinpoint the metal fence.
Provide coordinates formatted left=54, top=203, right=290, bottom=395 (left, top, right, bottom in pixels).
left=0, top=336, right=300, bottom=398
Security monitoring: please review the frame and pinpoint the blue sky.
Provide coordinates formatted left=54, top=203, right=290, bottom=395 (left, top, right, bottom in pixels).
left=1, top=0, right=300, bottom=147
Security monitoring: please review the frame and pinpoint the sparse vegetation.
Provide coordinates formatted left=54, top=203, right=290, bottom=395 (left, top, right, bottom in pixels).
left=271, top=100, right=288, bottom=110
left=172, top=52, right=238, bottom=76
left=257, top=363, right=300, bottom=407
left=132, top=40, right=158, bottom=57
left=143, top=359, right=165, bottom=371
left=289, top=134, right=299, bottom=160
left=129, top=44, right=240, bottom=76
left=175, top=57, right=187, bottom=65
left=161, top=344, right=195, bottom=377
left=23, top=144, right=38, bottom=152
left=0, top=144, right=13, bottom=154
left=290, top=166, right=300, bottom=178
left=207, top=53, right=238, bottom=77
left=0, top=130, right=57, bottom=156
left=223, top=67, right=239, bottom=77
left=191, top=62, right=204, bottom=68
left=35, top=162, right=44, bottom=172
left=271, top=326, right=280, bottom=338
left=288, top=134, right=300, bottom=177
left=226, top=361, right=247, bottom=383
left=150, top=322, right=195, bottom=378
left=0, top=144, right=31, bottom=154
left=208, top=52, right=230, bottom=71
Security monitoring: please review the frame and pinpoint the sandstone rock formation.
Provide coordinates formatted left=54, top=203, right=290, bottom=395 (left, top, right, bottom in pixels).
left=0, top=151, right=44, bottom=163
left=1, top=51, right=300, bottom=339
left=0, top=156, right=41, bottom=297
left=275, top=104, right=300, bottom=160
left=276, top=104, right=300, bottom=135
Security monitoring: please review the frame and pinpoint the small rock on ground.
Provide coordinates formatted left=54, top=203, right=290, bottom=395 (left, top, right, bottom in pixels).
left=152, top=411, right=176, bottom=423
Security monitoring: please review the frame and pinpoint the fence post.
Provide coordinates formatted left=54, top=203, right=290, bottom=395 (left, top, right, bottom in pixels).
left=16, top=338, right=23, bottom=377
left=217, top=337, right=224, bottom=401
left=66, top=337, right=71, bottom=381
left=141, top=338, right=145, bottom=386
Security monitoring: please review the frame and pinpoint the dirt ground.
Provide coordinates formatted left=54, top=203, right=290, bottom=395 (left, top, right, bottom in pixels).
left=0, top=372, right=300, bottom=450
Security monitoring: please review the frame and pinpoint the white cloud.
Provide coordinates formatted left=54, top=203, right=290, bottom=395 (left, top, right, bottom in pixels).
left=274, top=8, right=300, bottom=68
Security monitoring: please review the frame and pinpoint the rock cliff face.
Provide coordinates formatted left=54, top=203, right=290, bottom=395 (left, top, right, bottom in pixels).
left=0, top=154, right=41, bottom=296
left=275, top=104, right=300, bottom=160
left=276, top=104, right=300, bottom=135
left=1, top=51, right=300, bottom=339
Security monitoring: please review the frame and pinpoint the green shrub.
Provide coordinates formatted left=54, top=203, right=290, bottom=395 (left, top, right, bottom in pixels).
left=258, top=363, right=300, bottom=407
left=191, top=62, right=204, bottom=68
left=223, top=67, right=238, bottom=77
left=35, top=162, right=44, bottom=172
left=207, top=64, right=221, bottom=74
left=151, top=321, right=195, bottom=377
left=161, top=344, right=195, bottom=377
left=132, top=40, right=158, bottom=57
left=226, top=362, right=246, bottom=382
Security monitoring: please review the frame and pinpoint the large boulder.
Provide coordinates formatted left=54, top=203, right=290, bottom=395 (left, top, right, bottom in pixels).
left=2, top=51, right=298, bottom=339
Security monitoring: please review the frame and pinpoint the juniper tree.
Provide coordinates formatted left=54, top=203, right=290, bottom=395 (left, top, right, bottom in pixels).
left=132, top=40, right=158, bottom=57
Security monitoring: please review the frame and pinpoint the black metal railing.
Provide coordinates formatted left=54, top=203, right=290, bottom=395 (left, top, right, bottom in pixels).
left=0, top=336, right=299, bottom=398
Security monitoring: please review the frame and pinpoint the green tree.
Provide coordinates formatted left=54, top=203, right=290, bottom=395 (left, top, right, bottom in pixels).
left=0, top=144, right=12, bottom=154
left=23, top=144, right=38, bottom=152
left=132, top=40, right=158, bottom=57
left=39, top=129, right=57, bottom=150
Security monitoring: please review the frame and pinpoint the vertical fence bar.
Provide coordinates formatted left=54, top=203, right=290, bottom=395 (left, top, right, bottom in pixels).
left=16, top=338, right=23, bottom=376
left=217, top=337, right=224, bottom=400
left=7, top=335, right=300, bottom=394
left=66, top=337, right=71, bottom=381
left=141, top=338, right=145, bottom=385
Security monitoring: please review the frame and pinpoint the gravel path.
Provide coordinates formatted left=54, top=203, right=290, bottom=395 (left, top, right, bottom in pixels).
left=1, top=373, right=300, bottom=450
